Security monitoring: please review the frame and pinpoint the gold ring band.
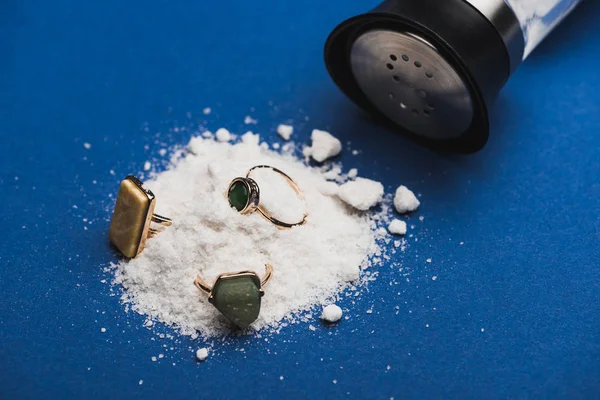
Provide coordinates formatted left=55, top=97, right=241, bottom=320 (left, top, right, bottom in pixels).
left=227, top=165, right=308, bottom=228
left=194, top=263, right=273, bottom=296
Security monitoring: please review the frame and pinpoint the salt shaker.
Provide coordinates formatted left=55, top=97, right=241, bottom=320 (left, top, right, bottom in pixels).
left=324, top=0, right=583, bottom=152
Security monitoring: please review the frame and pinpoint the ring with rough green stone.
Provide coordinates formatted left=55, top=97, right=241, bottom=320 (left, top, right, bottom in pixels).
left=227, top=165, right=308, bottom=229
left=194, top=264, right=273, bottom=329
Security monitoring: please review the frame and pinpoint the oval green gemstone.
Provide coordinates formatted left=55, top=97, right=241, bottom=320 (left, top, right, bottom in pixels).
left=228, top=180, right=249, bottom=211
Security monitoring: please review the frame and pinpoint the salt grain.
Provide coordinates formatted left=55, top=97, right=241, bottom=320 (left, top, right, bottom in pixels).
left=203, top=107, right=211, bottom=115
left=320, top=304, right=343, bottom=323
left=195, top=348, right=209, bottom=362
left=244, top=116, right=258, bottom=125
left=215, top=128, right=232, bottom=143
left=276, top=124, right=294, bottom=141
left=144, top=161, right=151, bottom=171
left=388, top=219, right=407, bottom=235
left=347, top=168, right=358, bottom=179
left=100, top=327, right=106, bottom=333
left=393, top=185, right=420, bottom=214
left=83, top=142, right=91, bottom=150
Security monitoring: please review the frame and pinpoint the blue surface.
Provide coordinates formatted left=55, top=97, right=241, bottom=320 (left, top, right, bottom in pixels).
left=1, top=0, right=599, bottom=398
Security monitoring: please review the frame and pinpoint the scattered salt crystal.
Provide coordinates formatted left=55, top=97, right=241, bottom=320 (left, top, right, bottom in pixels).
left=159, top=149, right=167, bottom=156
left=215, top=128, right=232, bottom=142
left=347, top=168, right=358, bottom=179
left=272, top=143, right=280, bottom=150
left=333, top=380, right=337, bottom=384
left=158, top=354, right=164, bottom=359
left=320, top=304, right=343, bottom=323
left=307, top=129, right=342, bottom=162
left=100, top=327, right=106, bottom=333
left=432, top=276, right=437, bottom=281
left=419, top=216, right=424, bottom=222
left=195, top=348, right=209, bottom=362
left=83, top=142, right=91, bottom=150
left=393, top=185, right=420, bottom=214
left=244, top=116, right=258, bottom=125
left=151, top=356, right=157, bottom=362
left=309, top=325, right=316, bottom=331
left=388, top=219, right=407, bottom=235
left=337, top=178, right=384, bottom=211
left=426, top=258, right=432, bottom=263
left=302, top=146, right=313, bottom=158
left=109, top=169, right=115, bottom=176
left=279, top=376, right=284, bottom=381
left=481, top=328, right=485, bottom=332
left=139, top=380, right=143, bottom=385
left=276, top=124, right=294, bottom=140
left=241, top=131, right=259, bottom=145
left=323, top=165, right=342, bottom=181
left=143, top=161, right=151, bottom=171
left=203, top=107, right=211, bottom=115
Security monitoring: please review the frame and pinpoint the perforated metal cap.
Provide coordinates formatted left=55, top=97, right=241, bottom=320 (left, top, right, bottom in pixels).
left=350, top=30, right=473, bottom=140
left=324, top=0, right=525, bottom=153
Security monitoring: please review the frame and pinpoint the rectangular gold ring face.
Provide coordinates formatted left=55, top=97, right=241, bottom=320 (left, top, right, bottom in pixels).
left=108, top=176, right=156, bottom=258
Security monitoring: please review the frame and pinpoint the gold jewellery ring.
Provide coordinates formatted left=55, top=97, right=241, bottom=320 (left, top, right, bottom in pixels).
left=227, top=165, right=308, bottom=228
left=194, top=264, right=273, bottom=329
left=109, top=175, right=172, bottom=258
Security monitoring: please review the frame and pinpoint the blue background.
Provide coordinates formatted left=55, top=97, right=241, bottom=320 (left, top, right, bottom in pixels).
left=1, top=0, right=599, bottom=398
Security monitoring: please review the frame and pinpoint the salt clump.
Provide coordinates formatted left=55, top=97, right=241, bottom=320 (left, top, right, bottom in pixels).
left=393, top=185, right=420, bottom=214
left=306, top=129, right=342, bottom=162
left=195, top=348, right=209, bottom=362
left=337, top=178, right=384, bottom=211
left=215, top=128, right=232, bottom=142
left=276, top=124, right=293, bottom=141
left=388, top=219, right=407, bottom=235
left=320, top=304, right=343, bottom=323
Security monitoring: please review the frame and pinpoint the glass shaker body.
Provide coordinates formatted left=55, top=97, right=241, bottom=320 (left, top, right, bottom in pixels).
left=503, top=0, right=582, bottom=57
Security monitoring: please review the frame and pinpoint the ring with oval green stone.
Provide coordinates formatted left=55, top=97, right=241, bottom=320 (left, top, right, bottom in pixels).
left=227, top=165, right=308, bottom=229
left=194, top=264, right=273, bottom=329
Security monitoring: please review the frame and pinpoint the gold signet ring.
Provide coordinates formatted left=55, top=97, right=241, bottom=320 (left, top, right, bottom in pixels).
left=109, top=175, right=172, bottom=258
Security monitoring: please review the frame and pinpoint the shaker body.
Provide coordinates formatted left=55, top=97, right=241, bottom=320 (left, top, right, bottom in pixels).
left=502, top=0, right=582, bottom=57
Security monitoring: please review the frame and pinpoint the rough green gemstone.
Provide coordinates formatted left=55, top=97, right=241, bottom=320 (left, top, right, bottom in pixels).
left=211, top=275, right=261, bottom=329
left=228, top=181, right=249, bottom=211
